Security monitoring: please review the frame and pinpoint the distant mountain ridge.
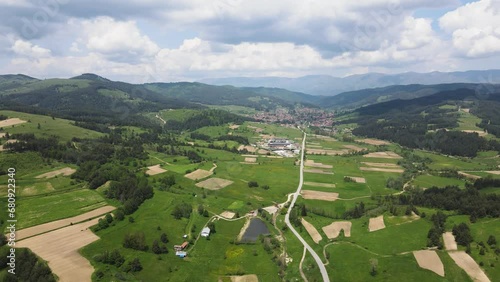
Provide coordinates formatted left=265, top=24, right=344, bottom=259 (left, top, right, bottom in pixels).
left=199, top=69, right=500, bottom=96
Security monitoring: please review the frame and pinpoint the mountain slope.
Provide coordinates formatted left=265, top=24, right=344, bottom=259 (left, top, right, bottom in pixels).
left=319, top=83, right=486, bottom=109
left=200, top=69, right=500, bottom=96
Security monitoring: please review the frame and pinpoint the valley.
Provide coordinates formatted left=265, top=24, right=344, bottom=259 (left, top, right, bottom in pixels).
left=0, top=74, right=499, bottom=282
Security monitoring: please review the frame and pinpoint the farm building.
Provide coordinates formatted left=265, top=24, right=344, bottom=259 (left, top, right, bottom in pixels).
left=201, top=227, right=211, bottom=237
left=173, top=241, right=189, bottom=251
left=175, top=251, right=187, bottom=258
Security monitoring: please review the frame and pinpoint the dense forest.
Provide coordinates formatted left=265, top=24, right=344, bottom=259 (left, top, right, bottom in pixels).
left=164, top=109, right=251, bottom=131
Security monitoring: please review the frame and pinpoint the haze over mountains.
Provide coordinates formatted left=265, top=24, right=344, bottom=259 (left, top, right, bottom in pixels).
left=199, top=70, right=500, bottom=96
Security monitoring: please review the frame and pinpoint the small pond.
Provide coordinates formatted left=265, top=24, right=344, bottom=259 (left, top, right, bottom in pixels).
left=241, top=218, right=270, bottom=242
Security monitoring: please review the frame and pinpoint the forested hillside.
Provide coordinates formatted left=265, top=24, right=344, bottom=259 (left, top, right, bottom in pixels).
left=349, top=88, right=500, bottom=157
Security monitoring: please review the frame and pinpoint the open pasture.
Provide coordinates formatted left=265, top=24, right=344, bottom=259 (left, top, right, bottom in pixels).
left=0, top=110, right=103, bottom=141
left=16, top=188, right=108, bottom=229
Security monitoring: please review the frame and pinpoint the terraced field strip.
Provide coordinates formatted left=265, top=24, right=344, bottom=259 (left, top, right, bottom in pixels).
left=17, top=217, right=107, bottom=282
left=35, top=167, right=76, bottom=179
left=16, top=206, right=115, bottom=240
left=413, top=250, right=445, bottom=277
left=301, top=218, right=322, bottom=244
left=448, top=251, right=491, bottom=282
left=360, top=167, right=404, bottom=173
left=301, top=190, right=339, bottom=201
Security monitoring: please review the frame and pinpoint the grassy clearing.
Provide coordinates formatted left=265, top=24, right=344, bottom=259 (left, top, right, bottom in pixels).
left=0, top=110, right=103, bottom=141
left=16, top=188, right=108, bottom=229
left=326, top=243, right=445, bottom=281
left=412, top=174, right=466, bottom=189
left=82, top=191, right=280, bottom=282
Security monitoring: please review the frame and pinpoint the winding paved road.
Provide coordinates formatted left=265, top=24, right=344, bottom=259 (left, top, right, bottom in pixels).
left=285, top=132, right=331, bottom=282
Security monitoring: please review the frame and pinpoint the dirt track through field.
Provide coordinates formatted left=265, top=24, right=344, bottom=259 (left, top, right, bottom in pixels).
left=448, top=251, right=491, bottom=282
left=17, top=216, right=109, bottom=282
left=322, top=221, right=351, bottom=239
left=413, top=250, right=445, bottom=277
left=145, top=164, right=167, bottom=175
left=486, top=170, right=500, bottom=175
left=301, top=218, right=322, bottom=244
left=458, top=171, right=481, bottom=180
left=35, top=167, right=76, bottom=179
left=0, top=118, right=27, bottom=127
left=303, top=182, right=336, bottom=188
left=16, top=206, right=116, bottom=240
left=443, top=232, right=458, bottom=251
left=360, top=167, right=404, bottom=173
left=368, top=215, right=385, bottom=232
left=301, top=190, right=339, bottom=201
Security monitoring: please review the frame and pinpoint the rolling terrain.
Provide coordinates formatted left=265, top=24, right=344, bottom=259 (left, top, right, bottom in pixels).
left=0, top=74, right=499, bottom=282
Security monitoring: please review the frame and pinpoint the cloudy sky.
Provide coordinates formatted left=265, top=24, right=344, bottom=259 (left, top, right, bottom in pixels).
left=0, top=0, right=499, bottom=82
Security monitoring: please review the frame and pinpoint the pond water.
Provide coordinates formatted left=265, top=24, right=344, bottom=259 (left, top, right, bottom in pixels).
left=241, top=218, right=270, bottom=242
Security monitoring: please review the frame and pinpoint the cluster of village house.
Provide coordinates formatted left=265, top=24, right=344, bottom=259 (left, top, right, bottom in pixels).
left=174, top=227, right=211, bottom=258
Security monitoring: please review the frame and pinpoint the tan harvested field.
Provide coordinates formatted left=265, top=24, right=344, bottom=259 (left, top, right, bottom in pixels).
left=35, top=167, right=76, bottom=179
left=462, top=130, right=487, bottom=137
left=244, top=157, right=257, bottom=163
left=368, top=215, right=386, bottom=232
left=307, top=148, right=348, bottom=155
left=301, top=218, right=322, bottom=244
left=448, top=251, right=491, bottom=282
left=486, top=171, right=500, bottom=175
left=461, top=108, right=470, bottom=113
left=257, top=149, right=269, bottom=154
left=363, top=151, right=402, bottom=159
left=443, top=232, right=458, bottom=251
left=0, top=133, right=5, bottom=138
left=304, top=160, right=333, bottom=169
left=229, top=124, right=240, bottom=129
left=220, top=211, right=236, bottom=219
left=357, top=138, right=390, bottom=145
left=264, top=155, right=283, bottom=159
left=238, top=145, right=257, bottom=152
left=361, top=162, right=401, bottom=168
left=343, top=144, right=365, bottom=151
left=0, top=118, right=27, bottom=127
left=228, top=274, right=259, bottom=282
left=16, top=206, right=115, bottom=240
left=263, top=205, right=279, bottom=215
left=312, top=135, right=337, bottom=142
left=17, top=216, right=108, bottom=282
left=184, top=169, right=213, bottom=180
left=145, top=164, right=167, bottom=175
left=303, top=182, right=336, bottom=188
left=322, top=221, right=352, bottom=239
left=458, top=171, right=481, bottom=180
left=345, top=176, right=366, bottom=183
left=360, top=167, right=404, bottom=173
left=413, top=250, right=445, bottom=277
left=195, top=177, right=234, bottom=190
left=301, top=190, right=338, bottom=201
left=304, top=169, right=333, bottom=175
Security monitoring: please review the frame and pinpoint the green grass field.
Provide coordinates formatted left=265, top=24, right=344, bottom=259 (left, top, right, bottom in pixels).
left=16, top=188, right=108, bottom=229
left=412, top=174, right=466, bottom=189
left=0, top=110, right=103, bottom=141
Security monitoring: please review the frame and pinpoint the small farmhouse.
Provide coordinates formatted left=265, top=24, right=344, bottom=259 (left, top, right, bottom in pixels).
left=175, top=251, right=187, bottom=258
left=201, top=227, right=211, bottom=237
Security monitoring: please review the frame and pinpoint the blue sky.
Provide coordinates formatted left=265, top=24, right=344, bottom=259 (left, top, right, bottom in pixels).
left=0, top=0, right=498, bottom=82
